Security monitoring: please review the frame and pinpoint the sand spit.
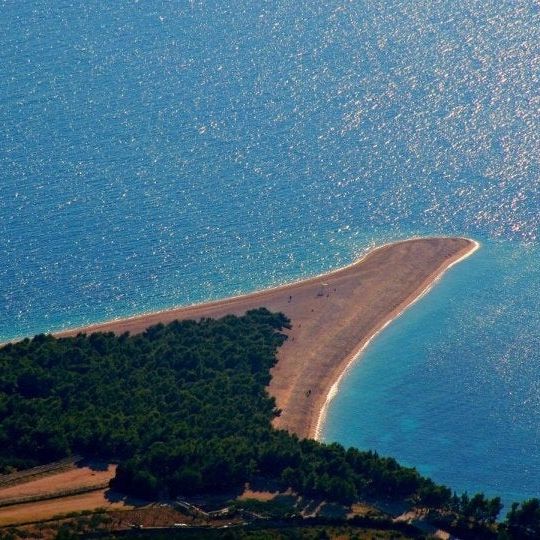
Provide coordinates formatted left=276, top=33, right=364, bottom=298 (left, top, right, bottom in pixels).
left=54, top=237, right=477, bottom=440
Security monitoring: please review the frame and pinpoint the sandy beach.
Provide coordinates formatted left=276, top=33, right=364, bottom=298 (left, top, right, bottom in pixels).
left=56, top=237, right=478, bottom=440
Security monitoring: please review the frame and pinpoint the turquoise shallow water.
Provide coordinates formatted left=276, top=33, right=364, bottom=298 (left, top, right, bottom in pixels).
left=321, top=240, right=540, bottom=510
left=1, top=0, right=539, bottom=509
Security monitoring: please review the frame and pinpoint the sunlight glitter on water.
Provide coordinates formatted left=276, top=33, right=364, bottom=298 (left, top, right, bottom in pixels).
left=1, top=0, right=539, bottom=506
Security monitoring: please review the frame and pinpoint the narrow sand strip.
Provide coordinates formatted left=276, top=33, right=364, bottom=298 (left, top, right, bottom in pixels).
left=54, top=237, right=478, bottom=440
left=313, top=238, right=479, bottom=440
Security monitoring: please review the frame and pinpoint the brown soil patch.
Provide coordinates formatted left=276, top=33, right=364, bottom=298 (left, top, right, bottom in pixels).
left=107, top=505, right=194, bottom=529
left=0, top=464, right=116, bottom=502
left=0, top=489, right=133, bottom=526
left=239, top=489, right=281, bottom=502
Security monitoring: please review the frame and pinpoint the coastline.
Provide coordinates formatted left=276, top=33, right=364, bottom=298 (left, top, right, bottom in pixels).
left=312, top=238, right=480, bottom=440
left=51, top=236, right=473, bottom=338
left=3, top=236, right=479, bottom=441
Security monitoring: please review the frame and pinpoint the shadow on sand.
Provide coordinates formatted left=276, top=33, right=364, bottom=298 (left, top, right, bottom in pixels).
left=104, top=488, right=148, bottom=507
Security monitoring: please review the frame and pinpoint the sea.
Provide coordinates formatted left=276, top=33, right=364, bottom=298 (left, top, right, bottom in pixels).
left=1, top=0, right=538, bottom=511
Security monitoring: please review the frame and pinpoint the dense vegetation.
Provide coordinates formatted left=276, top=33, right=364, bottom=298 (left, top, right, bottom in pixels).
left=0, top=309, right=537, bottom=538
left=41, top=520, right=425, bottom=540
left=0, top=310, right=287, bottom=482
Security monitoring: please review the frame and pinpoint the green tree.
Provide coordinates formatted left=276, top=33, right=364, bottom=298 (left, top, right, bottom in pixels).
left=506, top=498, right=540, bottom=539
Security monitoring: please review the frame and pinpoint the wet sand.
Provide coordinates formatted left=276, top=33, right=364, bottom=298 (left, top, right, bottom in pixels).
left=56, top=237, right=478, bottom=440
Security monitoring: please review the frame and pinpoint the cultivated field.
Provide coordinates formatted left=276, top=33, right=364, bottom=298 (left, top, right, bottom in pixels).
left=0, top=490, right=134, bottom=526
left=0, top=464, right=116, bottom=502
left=0, top=463, right=138, bottom=527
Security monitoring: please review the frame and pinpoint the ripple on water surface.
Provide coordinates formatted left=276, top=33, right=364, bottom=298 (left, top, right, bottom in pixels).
left=321, top=241, right=540, bottom=509
left=1, top=0, right=539, bottom=507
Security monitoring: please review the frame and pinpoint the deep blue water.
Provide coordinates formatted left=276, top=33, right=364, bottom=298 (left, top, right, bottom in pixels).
left=1, top=0, right=538, bottom=509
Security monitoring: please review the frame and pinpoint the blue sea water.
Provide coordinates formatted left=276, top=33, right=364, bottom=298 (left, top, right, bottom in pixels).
left=1, top=0, right=538, bottom=508
left=321, top=241, right=540, bottom=509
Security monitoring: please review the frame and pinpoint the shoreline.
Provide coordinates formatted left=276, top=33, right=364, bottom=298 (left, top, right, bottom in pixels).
left=0, top=235, right=470, bottom=345
left=312, top=239, right=480, bottom=440
left=57, top=236, right=474, bottom=339
left=2, top=236, right=479, bottom=441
